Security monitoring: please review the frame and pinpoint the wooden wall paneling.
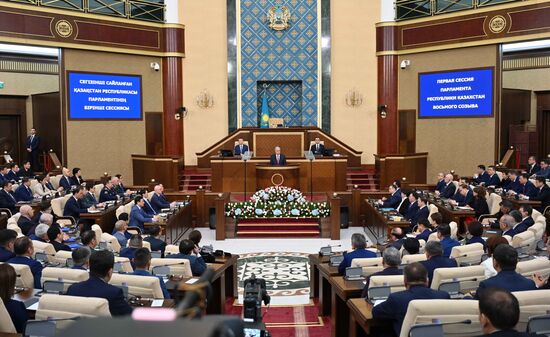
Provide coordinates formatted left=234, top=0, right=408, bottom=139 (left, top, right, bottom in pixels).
left=501, top=88, right=531, bottom=160
left=162, top=57, right=184, bottom=157
left=145, top=112, right=164, bottom=155
left=0, top=96, right=27, bottom=164
left=32, top=92, right=62, bottom=160
left=377, top=55, right=398, bottom=154
left=398, top=110, right=416, bottom=154
left=536, top=91, right=550, bottom=159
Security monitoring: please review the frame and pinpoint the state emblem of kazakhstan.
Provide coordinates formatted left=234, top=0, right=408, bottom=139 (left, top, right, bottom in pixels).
left=267, top=5, right=291, bottom=31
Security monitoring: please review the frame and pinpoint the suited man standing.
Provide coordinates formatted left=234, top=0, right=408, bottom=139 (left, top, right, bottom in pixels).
left=67, top=250, right=133, bottom=316
left=530, top=176, right=550, bottom=212
left=269, top=146, right=287, bottom=166
left=0, top=181, right=17, bottom=214
left=371, top=263, right=450, bottom=337
left=14, top=177, right=33, bottom=202
left=309, top=137, right=325, bottom=156
left=234, top=138, right=249, bottom=156
left=129, top=195, right=158, bottom=232
left=7, top=237, right=43, bottom=289
left=25, top=128, right=40, bottom=171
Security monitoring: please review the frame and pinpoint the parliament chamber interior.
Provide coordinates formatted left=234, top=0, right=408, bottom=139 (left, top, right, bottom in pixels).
left=1, top=0, right=550, bottom=336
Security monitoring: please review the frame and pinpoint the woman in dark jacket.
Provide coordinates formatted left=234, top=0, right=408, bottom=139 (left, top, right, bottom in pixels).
left=0, top=264, right=28, bottom=334
left=469, top=186, right=490, bottom=218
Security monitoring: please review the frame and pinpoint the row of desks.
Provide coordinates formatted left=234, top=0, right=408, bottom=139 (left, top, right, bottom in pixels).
left=310, top=254, right=375, bottom=337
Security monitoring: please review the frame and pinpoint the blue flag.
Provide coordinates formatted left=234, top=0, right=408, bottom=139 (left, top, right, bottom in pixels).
left=260, top=90, right=269, bottom=128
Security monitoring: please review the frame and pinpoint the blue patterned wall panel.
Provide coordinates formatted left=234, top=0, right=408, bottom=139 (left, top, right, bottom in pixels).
left=257, top=81, right=303, bottom=127
left=240, top=0, right=318, bottom=127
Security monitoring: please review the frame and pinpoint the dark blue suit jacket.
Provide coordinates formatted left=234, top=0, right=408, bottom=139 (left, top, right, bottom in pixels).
left=515, top=217, right=534, bottom=234
left=503, top=228, right=518, bottom=237
left=0, top=189, right=17, bottom=214
left=440, top=236, right=460, bottom=258
left=410, top=205, right=429, bottom=226
left=519, top=181, right=537, bottom=198
left=59, top=176, right=73, bottom=191
left=435, top=180, right=446, bottom=193
left=0, top=246, right=15, bottom=262
left=506, top=178, right=521, bottom=194
left=17, top=216, right=34, bottom=236
left=5, top=298, right=28, bottom=333
left=66, top=276, right=133, bottom=316
left=403, top=201, right=418, bottom=219
left=25, top=135, right=40, bottom=151
left=372, top=285, right=450, bottom=336
left=144, top=236, right=166, bottom=255
left=99, top=187, right=117, bottom=202
left=454, top=190, right=474, bottom=206
left=269, top=154, right=287, bottom=166
left=131, top=269, right=171, bottom=299
left=420, top=255, right=457, bottom=286
left=7, top=255, right=43, bottom=289
left=476, top=270, right=536, bottom=298
left=142, top=198, right=157, bottom=215
left=361, top=266, right=403, bottom=297
left=6, top=171, right=18, bottom=182
left=234, top=143, right=249, bottom=155
left=338, top=248, right=377, bottom=275
left=63, top=196, right=88, bottom=220
left=129, top=205, right=153, bottom=231
left=151, top=193, right=170, bottom=213
left=441, top=183, right=456, bottom=199
left=382, top=189, right=402, bottom=209
left=487, top=174, right=501, bottom=187
left=475, top=172, right=490, bottom=185
left=531, top=184, right=550, bottom=212
left=535, top=167, right=550, bottom=178
left=14, top=184, right=33, bottom=202
left=119, top=247, right=138, bottom=269
left=416, top=229, right=432, bottom=242
left=166, top=253, right=207, bottom=276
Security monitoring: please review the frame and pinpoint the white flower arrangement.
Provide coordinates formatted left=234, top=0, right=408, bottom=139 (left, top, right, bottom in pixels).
left=225, top=186, right=330, bottom=219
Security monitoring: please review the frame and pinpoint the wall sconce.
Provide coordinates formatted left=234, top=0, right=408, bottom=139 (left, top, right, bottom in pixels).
left=378, top=105, right=388, bottom=119
left=196, top=89, right=214, bottom=109
left=345, top=88, right=363, bottom=107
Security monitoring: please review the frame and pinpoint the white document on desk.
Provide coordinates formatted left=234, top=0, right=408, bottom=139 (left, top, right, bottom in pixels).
left=151, top=300, right=164, bottom=307
left=185, top=278, right=199, bottom=284
left=27, top=302, right=39, bottom=311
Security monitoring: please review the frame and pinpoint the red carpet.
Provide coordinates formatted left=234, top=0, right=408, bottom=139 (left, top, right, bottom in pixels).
left=237, top=218, right=320, bottom=238
left=226, top=300, right=331, bottom=337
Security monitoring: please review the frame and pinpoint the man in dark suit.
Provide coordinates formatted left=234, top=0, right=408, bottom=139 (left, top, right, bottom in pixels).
left=70, top=168, right=85, bottom=186
left=486, top=166, right=501, bottom=188
left=500, top=214, right=519, bottom=237
left=397, top=190, right=411, bottom=216
left=450, top=184, right=474, bottom=207
left=378, top=184, right=402, bottom=209
left=516, top=173, right=538, bottom=199
left=81, top=185, right=99, bottom=209
left=25, top=128, right=40, bottom=171
left=143, top=225, right=166, bottom=256
left=7, top=237, right=43, bottom=289
left=477, top=288, right=537, bottom=337
left=47, top=226, right=71, bottom=252
left=437, top=174, right=456, bottom=199
left=514, top=205, right=535, bottom=234
left=233, top=138, right=249, bottom=156
left=530, top=176, right=550, bottom=212
left=5, top=163, right=19, bottom=182
left=309, top=137, right=325, bottom=156
left=71, top=247, right=91, bottom=270
left=119, top=234, right=142, bottom=269
left=16, top=205, right=35, bottom=236
left=361, top=246, right=402, bottom=297
left=503, top=170, right=521, bottom=194
left=14, top=177, right=33, bottom=202
left=415, top=219, right=433, bottom=241
left=437, top=223, right=460, bottom=257
left=131, top=248, right=171, bottom=299
left=409, top=196, right=429, bottom=228
left=129, top=195, right=158, bottom=232
left=18, top=161, right=33, bottom=179
left=67, top=250, right=133, bottom=316
left=63, top=186, right=92, bottom=230
left=151, top=184, right=174, bottom=213
left=420, top=240, right=457, bottom=286
left=99, top=179, right=118, bottom=203
left=526, top=156, right=540, bottom=176
left=533, top=159, right=550, bottom=178
left=435, top=172, right=446, bottom=193
left=0, top=229, right=17, bottom=262
left=166, top=239, right=207, bottom=276
left=59, top=167, right=73, bottom=192
left=372, top=263, right=450, bottom=337
left=0, top=181, right=17, bottom=214
left=338, top=233, right=377, bottom=275
left=0, top=166, right=9, bottom=184
left=142, top=196, right=157, bottom=216
left=388, top=227, right=406, bottom=250
left=474, top=165, right=491, bottom=185
left=475, top=244, right=536, bottom=298
left=113, top=174, right=128, bottom=197
left=269, top=146, right=287, bottom=166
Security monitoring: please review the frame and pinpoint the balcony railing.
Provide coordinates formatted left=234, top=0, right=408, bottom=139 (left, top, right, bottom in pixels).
left=396, top=0, right=526, bottom=21
left=2, top=0, right=165, bottom=23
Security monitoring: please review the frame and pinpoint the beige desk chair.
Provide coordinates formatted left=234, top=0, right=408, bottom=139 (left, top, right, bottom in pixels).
left=8, top=212, right=20, bottom=225
left=109, top=273, right=163, bottom=299
left=165, top=244, right=179, bottom=256
left=101, top=233, right=122, bottom=253
left=7, top=223, right=22, bottom=236
left=53, top=250, right=73, bottom=265
left=450, top=243, right=484, bottom=266
left=36, top=294, right=110, bottom=330
left=93, top=184, right=104, bottom=201
left=114, top=256, right=134, bottom=273
left=32, top=241, right=57, bottom=263
left=368, top=274, right=405, bottom=300
left=91, top=224, right=103, bottom=242
left=428, top=204, right=439, bottom=219
left=41, top=267, right=89, bottom=292
left=0, top=298, right=16, bottom=333
left=149, top=258, right=192, bottom=278
left=400, top=299, right=481, bottom=337
left=431, top=265, right=485, bottom=294
left=516, top=259, right=550, bottom=279
left=512, top=230, right=537, bottom=256
left=401, top=254, right=427, bottom=265
left=50, top=175, right=62, bottom=189
left=350, top=257, right=384, bottom=277
left=513, top=289, right=550, bottom=332
left=147, top=191, right=155, bottom=200
left=428, top=232, right=439, bottom=242
left=449, top=221, right=458, bottom=240
left=8, top=263, right=34, bottom=289
left=116, top=201, right=134, bottom=219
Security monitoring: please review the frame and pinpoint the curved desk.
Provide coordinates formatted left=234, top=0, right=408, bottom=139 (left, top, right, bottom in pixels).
left=256, top=165, right=300, bottom=190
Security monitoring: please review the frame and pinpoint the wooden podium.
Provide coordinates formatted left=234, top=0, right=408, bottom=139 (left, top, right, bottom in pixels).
left=374, top=152, right=428, bottom=188
left=256, top=165, right=300, bottom=190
